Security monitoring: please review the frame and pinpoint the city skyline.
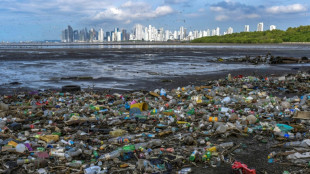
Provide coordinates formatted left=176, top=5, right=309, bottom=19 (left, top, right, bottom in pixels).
left=0, top=0, right=309, bottom=42
left=61, top=22, right=276, bottom=43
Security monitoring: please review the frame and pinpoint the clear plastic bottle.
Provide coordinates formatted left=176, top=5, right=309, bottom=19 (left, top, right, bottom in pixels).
left=99, top=150, right=120, bottom=160
left=177, top=168, right=192, bottom=174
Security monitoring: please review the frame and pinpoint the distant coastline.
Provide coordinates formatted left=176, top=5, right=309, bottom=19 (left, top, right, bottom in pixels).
left=192, top=25, right=310, bottom=44
left=1, top=42, right=310, bottom=47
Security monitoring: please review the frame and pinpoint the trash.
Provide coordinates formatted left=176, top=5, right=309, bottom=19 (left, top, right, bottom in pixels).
left=232, top=161, right=256, bottom=174
left=0, top=72, right=309, bottom=173
left=293, top=111, right=310, bottom=119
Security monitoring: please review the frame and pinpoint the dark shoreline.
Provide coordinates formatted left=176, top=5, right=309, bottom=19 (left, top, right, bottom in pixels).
left=1, top=42, right=310, bottom=47
left=1, top=66, right=309, bottom=96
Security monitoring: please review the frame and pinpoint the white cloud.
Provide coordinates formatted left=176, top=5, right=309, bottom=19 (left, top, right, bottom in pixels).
left=164, top=0, right=190, bottom=4
left=2, top=0, right=174, bottom=24
left=210, top=6, right=224, bottom=12
left=186, top=8, right=206, bottom=17
left=266, top=4, right=307, bottom=14
left=92, top=4, right=173, bottom=22
left=235, top=13, right=260, bottom=20
left=215, top=15, right=229, bottom=21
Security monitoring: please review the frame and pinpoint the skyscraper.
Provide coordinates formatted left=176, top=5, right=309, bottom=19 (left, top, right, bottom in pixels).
left=134, top=24, right=144, bottom=40
left=98, top=28, right=104, bottom=42
left=179, top=26, right=186, bottom=40
left=61, top=29, right=67, bottom=42
left=122, top=29, right=128, bottom=41
left=257, top=22, right=264, bottom=32
left=227, top=27, right=233, bottom=34
left=270, top=25, right=276, bottom=31
left=244, top=25, right=250, bottom=32
left=73, top=30, right=79, bottom=42
left=215, top=27, right=220, bottom=36
left=68, top=25, right=73, bottom=43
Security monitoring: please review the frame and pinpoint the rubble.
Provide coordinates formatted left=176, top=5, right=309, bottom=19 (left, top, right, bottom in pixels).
left=0, top=71, right=309, bottom=173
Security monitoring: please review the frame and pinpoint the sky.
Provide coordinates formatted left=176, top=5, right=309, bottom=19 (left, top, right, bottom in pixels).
left=0, top=0, right=309, bottom=42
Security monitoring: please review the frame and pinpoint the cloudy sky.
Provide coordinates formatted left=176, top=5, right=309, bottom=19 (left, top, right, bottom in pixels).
left=0, top=0, right=309, bottom=41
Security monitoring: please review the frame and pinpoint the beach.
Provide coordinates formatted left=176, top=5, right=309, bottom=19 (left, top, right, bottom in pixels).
left=0, top=43, right=310, bottom=174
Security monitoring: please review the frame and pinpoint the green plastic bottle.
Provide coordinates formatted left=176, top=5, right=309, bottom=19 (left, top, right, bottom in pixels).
left=122, top=144, right=135, bottom=153
left=93, top=150, right=99, bottom=158
left=206, top=151, right=212, bottom=160
left=187, top=109, right=195, bottom=115
left=189, top=150, right=197, bottom=162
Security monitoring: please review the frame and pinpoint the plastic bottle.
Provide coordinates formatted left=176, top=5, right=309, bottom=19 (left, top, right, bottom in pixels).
left=177, top=168, right=192, bottom=174
left=99, top=150, right=120, bottom=160
left=84, top=166, right=103, bottom=174
left=67, top=149, right=82, bottom=157
left=283, top=141, right=301, bottom=148
left=17, top=159, right=34, bottom=165
left=22, top=124, right=35, bottom=129
left=66, top=160, right=83, bottom=168
left=160, top=89, right=167, bottom=96
left=122, top=144, right=135, bottom=152
left=93, top=150, right=99, bottom=158
left=189, top=150, right=197, bottom=162
left=217, top=142, right=234, bottom=150
left=202, top=151, right=212, bottom=161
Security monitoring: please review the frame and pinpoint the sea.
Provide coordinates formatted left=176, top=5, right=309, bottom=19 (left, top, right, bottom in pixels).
left=0, top=43, right=309, bottom=91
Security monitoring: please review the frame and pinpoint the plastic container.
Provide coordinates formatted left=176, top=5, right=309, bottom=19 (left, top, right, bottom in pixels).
left=177, top=168, right=192, bottom=174
left=208, top=117, right=218, bottom=122
left=189, top=150, right=197, bottom=161
left=99, top=150, right=120, bottom=160
left=15, top=144, right=27, bottom=153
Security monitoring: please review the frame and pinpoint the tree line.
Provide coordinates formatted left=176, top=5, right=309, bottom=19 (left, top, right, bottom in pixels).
left=191, top=25, right=310, bottom=43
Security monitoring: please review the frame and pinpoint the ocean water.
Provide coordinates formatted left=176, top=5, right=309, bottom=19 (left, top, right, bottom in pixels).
left=0, top=44, right=309, bottom=90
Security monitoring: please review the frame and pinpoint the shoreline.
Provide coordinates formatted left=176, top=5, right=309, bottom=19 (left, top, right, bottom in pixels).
left=1, top=66, right=309, bottom=96
left=1, top=42, right=310, bottom=47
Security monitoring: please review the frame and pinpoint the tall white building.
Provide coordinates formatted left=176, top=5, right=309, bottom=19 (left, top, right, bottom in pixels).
left=134, top=24, right=144, bottom=40
left=270, top=25, right=276, bottom=31
left=116, top=32, right=122, bottom=41
left=98, top=28, right=104, bottom=42
left=165, top=30, right=170, bottom=41
left=211, top=29, right=216, bottom=36
left=244, top=25, right=250, bottom=32
left=257, top=22, right=264, bottom=32
left=207, top=29, right=210, bottom=36
left=179, top=26, right=186, bottom=40
left=215, top=27, right=220, bottom=36
left=227, top=27, right=233, bottom=34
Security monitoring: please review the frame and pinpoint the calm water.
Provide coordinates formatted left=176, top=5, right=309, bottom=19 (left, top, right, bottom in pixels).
left=0, top=44, right=309, bottom=90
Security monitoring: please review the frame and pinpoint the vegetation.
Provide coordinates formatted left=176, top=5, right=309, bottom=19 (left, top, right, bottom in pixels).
left=191, top=25, right=310, bottom=43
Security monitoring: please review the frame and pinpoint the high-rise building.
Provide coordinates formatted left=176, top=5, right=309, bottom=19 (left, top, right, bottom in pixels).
left=179, top=26, right=186, bottom=40
left=116, top=31, right=122, bottom=41
left=89, top=28, right=98, bottom=42
left=227, top=27, right=233, bottom=34
left=122, top=29, right=128, bottom=41
left=211, top=29, right=216, bottom=36
left=206, top=29, right=210, bottom=36
left=105, top=32, right=110, bottom=41
left=215, top=27, right=220, bottom=36
left=61, top=29, right=67, bottom=42
left=244, top=25, right=250, bottom=32
left=68, top=25, right=73, bottom=43
left=134, top=24, right=144, bottom=40
left=257, top=22, right=264, bottom=32
left=73, top=30, right=79, bottom=42
left=98, top=28, right=104, bottom=42
left=270, top=25, right=276, bottom=31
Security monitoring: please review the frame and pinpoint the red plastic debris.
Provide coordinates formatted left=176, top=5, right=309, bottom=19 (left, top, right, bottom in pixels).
left=232, top=161, right=256, bottom=174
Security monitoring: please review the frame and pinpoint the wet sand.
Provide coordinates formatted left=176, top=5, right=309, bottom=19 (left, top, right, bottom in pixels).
left=0, top=45, right=310, bottom=95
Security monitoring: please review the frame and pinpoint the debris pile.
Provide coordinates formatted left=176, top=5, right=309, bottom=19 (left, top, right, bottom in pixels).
left=0, top=72, right=309, bottom=174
